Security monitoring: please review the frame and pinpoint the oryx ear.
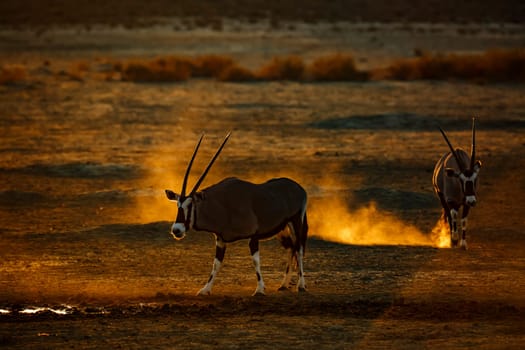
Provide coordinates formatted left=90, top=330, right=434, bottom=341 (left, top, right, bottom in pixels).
left=165, top=189, right=180, bottom=201
left=445, top=168, right=459, bottom=177
left=473, top=160, right=482, bottom=171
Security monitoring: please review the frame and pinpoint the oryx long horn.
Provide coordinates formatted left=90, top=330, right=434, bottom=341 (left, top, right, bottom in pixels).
left=439, top=126, right=465, bottom=172
left=181, top=134, right=204, bottom=198
left=190, top=132, right=231, bottom=196
left=470, top=117, right=476, bottom=169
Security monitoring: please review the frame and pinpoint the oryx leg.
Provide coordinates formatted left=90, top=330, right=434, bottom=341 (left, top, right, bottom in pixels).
left=291, top=219, right=307, bottom=292
left=450, top=208, right=460, bottom=247
left=296, top=245, right=306, bottom=292
left=249, top=238, right=265, bottom=296
left=460, top=206, right=470, bottom=250
left=198, top=238, right=226, bottom=296
left=277, top=223, right=300, bottom=292
left=279, top=246, right=294, bottom=291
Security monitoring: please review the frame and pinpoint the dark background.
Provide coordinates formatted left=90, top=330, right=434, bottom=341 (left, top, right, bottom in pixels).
left=0, top=0, right=523, bottom=29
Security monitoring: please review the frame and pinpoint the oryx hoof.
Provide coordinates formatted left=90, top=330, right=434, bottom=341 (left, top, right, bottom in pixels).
left=197, top=288, right=211, bottom=296
left=460, top=240, right=468, bottom=250
left=298, top=286, right=307, bottom=293
left=252, top=291, right=266, bottom=297
left=451, top=239, right=459, bottom=248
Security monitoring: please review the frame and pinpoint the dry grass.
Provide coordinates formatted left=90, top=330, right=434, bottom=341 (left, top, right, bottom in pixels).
left=257, top=55, right=305, bottom=81
left=191, top=55, right=235, bottom=78
left=66, top=61, right=90, bottom=81
left=218, top=63, right=258, bottom=82
left=0, top=64, right=27, bottom=84
left=121, top=56, right=192, bottom=82
left=3, top=50, right=524, bottom=85
left=307, top=53, right=369, bottom=81
left=66, top=50, right=525, bottom=84
left=381, top=49, right=525, bottom=82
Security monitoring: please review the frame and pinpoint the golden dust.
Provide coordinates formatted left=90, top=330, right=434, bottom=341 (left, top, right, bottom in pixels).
left=309, top=198, right=438, bottom=247
left=430, top=217, right=451, bottom=248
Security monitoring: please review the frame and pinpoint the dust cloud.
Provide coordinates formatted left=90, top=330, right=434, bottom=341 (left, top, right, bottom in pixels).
left=429, top=218, right=451, bottom=248
left=308, top=198, right=449, bottom=248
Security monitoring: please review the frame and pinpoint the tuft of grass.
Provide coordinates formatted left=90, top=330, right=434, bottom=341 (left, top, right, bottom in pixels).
left=191, top=55, right=235, bottom=78
left=257, top=55, right=305, bottom=81
left=66, top=61, right=90, bottom=81
left=121, top=56, right=192, bottom=82
left=218, top=63, right=258, bottom=82
left=308, top=54, right=368, bottom=81
left=0, top=64, right=27, bottom=85
left=381, top=49, right=525, bottom=82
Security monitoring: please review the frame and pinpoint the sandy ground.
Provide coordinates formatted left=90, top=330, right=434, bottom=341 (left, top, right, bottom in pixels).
left=1, top=9, right=525, bottom=350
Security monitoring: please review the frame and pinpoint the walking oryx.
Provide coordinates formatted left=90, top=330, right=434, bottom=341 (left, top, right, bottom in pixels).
left=432, top=118, right=482, bottom=249
left=165, top=133, right=308, bottom=296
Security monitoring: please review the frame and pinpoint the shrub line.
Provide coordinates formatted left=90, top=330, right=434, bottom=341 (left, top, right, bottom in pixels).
left=2, top=49, right=524, bottom=85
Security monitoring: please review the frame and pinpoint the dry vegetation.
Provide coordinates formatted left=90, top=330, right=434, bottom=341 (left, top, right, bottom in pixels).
left=3, top=50, right=525, bottom=85
left=121, top=56, right=192, bottom=82
left=308, top=54, right=368, bottom=81
left=218, top=64, right=257, bottom=82
left=257, top=55, right=305, bottom=81
left=0, top=65, right=27, bottom=84
left=379, top=49, right=525, bottom=83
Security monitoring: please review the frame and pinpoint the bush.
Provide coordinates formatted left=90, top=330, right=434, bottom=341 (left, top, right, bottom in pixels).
left=308, top=54, right=368, bottom=81
left=0, top=65, right=27, bottom=84
left=382, top=49, right=525, bottom=82
left=257, top=55, right=305, bottom=80
left=218, top=64, right=258, bottom=82
left=191, top=55, right=235, bottom=78
left=66, top=61, right=91, bottom=81
left=121, top=56, right=192, bottom=82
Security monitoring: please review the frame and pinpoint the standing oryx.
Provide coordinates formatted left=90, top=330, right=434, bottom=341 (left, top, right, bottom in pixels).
left=165, top=133, right=308, bottom=296
left=432, top=118, right=482, bottom=249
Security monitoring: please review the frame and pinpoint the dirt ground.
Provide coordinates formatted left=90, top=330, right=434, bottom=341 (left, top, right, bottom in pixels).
left=1, top=3, right=525, bottom=349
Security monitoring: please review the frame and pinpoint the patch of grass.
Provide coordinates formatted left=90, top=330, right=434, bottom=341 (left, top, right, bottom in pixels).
left=257, top=55, right=305, bottom=81
left=66, top=61, right=90, bottom=81
left=218, top=63, right=258, bottom=82
left=308, top=54, right=368, bottom=81
left=381, top=49, right=525, bottom=82
left=191, top=55, right=235, bottom=78
left=121, top=56, right=192, bottom=82
left=0, top=64, right=27, bottom=84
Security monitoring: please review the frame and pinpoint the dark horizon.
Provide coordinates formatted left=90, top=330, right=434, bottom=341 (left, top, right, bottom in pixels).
left=0, top=0, right=523, bottom=29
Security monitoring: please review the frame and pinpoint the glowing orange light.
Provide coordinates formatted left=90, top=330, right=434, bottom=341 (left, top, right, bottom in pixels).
left=309, top=198, right=450, bottom=248
left=430, top=218, right=451, bottom=248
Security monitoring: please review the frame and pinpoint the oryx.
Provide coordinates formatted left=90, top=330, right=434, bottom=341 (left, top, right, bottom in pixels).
left=432, top=118, right=482, bottom=249
left=165, top=133, right=308, bottom=296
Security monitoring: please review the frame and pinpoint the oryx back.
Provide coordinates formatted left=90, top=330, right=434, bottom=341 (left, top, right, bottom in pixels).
left=194, top=177, right=307, bottom=242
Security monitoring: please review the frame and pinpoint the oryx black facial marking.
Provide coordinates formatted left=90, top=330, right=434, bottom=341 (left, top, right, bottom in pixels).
left=165, top=133, right=309, bottom=296
left=432, top=118, right=482, bottom=249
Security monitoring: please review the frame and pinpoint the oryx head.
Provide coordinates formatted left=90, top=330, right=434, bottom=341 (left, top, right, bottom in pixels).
left=165, top=133, right=230, bottom=240
left=439, top=118, right=482, bottom=207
